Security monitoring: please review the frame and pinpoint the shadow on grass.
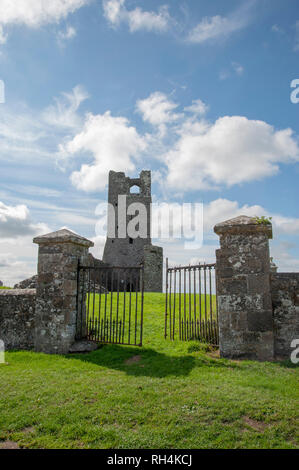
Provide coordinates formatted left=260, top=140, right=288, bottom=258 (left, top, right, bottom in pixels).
left=65, top=343, right=237, bottom=378
left=274, top=359, right=299, bottom=369
left=65, top=344, right=195, bottom=378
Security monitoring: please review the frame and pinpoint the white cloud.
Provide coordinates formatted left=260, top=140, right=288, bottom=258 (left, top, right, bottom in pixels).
left=269, top=214, right=299, bottom=236
left=219, top=70, right=230, bottom=81
left=0, top=85, right=88, bottom=166
left=89, top=234, right=106, bottom=259
left=136, top=91, right=181, bottom=128
left=202, top=198, right=299, bottom=239
left=57, top=90, right=299, bottom=195
left=0, top=249, right=37, bottom=286
left=102, top=0, right=125, bottom=26
left=57, top=24, right=77, bottom=46
left=0, top=253, right=16, bottom=268
left=61, top=111, right=147, bottom=191
left=103, top=0, right=171, bottom=33
left=232, top=61, right=244, bottom=75
left=0, top=201, right=51, bottom=286
left=3, top=87, right=299, bottom=199
left=219, top=62, right=244, bottom=80
left=56, top=212, right=97, bottom=227
left=0, top=0, right=89, bottom=43
left=0, top=231, right=44, bottom=286
left=203, top=198, right=262, bottom=232
left=200, top=198, right=299, bottom=271
left=127, top=5, right=170, bottom=33
left=0, top=25, right=7, bottom=44
left=4, top=185, right=63, bottom=198
left=42, top=85, right=88, bottom=129
left=165, top=115, right=299, bottom=190
left=0, top=103, right=45, bottom=147
left=271, top=242, right=299, bottom=273
left=152, top=195, right=299, bottom=269
left=0, top=0, right=88, bottom=27
left=0, top=201, right=49, bottom=239
left=184, top=99, right=208, bottom=116
left=187, top=2, right=253, bottom=44
left=188, top=15, right=242, bottom=43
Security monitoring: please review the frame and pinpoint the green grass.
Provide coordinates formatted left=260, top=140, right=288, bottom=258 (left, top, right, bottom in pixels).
left=0, top=286, right=11, bottom=289
left=0, top=293, right=298, bottom=449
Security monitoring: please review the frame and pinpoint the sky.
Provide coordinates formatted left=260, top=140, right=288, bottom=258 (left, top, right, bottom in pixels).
left=0, top=0, right=299, bottom=285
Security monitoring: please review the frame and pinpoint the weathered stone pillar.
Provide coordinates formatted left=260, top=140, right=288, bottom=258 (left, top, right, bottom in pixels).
left=143, top=245, right=163, bottom=292
left=33, top=229, right=94, bottom=354
left=214, top=216, right=274, bottom=361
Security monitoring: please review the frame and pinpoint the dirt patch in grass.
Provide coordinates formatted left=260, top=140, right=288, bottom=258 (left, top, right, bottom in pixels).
left=243, top=416, right=269, bottom=432
left=125, top=355, right=142, bottom=365
left=0, top=440, right=20, bottom=449
left=75, top=440, right=86, bottom=448
left=207, top=349, right=220, bottom=359
left=22, top=427, right=35, bottom=434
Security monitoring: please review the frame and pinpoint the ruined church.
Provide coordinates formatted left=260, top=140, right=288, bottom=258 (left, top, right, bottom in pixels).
left=98, top=170, right=163, bottom=292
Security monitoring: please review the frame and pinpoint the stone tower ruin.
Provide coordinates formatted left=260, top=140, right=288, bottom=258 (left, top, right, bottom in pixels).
left=102, top=170, right=163, bottom=292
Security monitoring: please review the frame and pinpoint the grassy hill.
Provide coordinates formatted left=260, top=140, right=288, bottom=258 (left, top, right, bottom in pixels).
left=0, top=293, right=298, bottom=449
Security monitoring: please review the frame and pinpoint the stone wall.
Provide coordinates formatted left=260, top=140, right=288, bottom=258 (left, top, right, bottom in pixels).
left=271, top=273, right=299, bottom=359
left=14, top=275, right=37, bottom=289
left=143, top=245, right=163, bottom=292
left=214, top=216, right=274, bottom=361
left=0, top=289, right=36, bottom=350
left=1, top=218, right=298, bottom=360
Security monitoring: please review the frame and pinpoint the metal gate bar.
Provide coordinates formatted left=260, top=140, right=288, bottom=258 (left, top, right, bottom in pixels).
left=165, top=259, right=219, bottom=345
left=77, top=265, right=144, bottom=346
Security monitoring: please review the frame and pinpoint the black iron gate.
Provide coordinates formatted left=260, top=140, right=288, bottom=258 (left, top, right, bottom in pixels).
left=76, top=264, right=144, bottom=346
left=164, top=259, right=219, bottom=345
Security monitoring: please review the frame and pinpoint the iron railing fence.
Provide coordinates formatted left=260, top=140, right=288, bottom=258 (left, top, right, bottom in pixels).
left=77, top=265, right=144, bottom=347
left=164, top=259, right=219, bottom=345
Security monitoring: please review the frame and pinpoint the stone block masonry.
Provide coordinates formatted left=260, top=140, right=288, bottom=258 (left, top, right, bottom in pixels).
left=0, top=289, right=36, bottom=350
left=271, top=273, right=299, bottom=359
left=102, top=170, right=163, bottom=292
left=33, top=229, right=94, bottom=354
left=214, top=216, right=274, bottom=361
left=143, top=245, right=163, bottom=292
left=102, top=170, right=152, bottom=268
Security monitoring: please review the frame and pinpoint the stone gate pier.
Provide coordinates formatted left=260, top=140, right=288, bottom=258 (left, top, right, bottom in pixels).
left=214, top=216, right=274, bottom=361
left=33, top=229, right=94, bottom=354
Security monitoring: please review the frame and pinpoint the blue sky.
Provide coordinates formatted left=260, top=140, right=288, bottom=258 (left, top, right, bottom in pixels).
left=0, top=0, right=299, bottom=285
